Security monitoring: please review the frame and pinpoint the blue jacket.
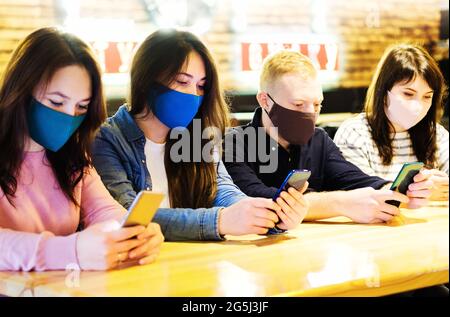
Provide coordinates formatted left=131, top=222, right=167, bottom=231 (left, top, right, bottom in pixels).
left=92, top=105, right=246, bottom=241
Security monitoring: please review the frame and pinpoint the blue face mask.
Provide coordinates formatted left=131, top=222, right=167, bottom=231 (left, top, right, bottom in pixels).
left=26, top=98, right=86, bottom=152
left=148, top=85, right=203, bottom=129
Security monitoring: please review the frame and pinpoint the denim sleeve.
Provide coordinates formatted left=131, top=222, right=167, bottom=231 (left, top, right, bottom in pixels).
left=153, top=207, right=224, bottom=241
left=92, top=127, right=137, bottom=210
left=92, top=128, right=225, bottom=241
left=213, top=160, right=247, bottom=207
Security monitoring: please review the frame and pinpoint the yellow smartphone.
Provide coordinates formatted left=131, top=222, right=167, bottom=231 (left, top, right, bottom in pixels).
left=121, top=191, right=164, bottom=227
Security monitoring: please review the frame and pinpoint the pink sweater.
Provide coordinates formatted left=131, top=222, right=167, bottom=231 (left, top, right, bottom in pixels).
left=0, top=150, right=126, bottom=271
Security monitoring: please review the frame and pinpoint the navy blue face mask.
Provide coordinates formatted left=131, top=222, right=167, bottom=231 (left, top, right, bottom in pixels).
left=26, top=98, right=86, bottom=152
left=147, top=85, right=203, bottom=129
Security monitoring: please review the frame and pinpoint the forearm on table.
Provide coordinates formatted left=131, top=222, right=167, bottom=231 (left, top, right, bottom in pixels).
left=304, top=182, right=393, bottom=221
left=303, top=191, right=347, bottom=221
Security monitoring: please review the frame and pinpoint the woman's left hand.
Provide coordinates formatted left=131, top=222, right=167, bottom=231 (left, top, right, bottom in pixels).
left=405, top=169, right=434, bottom=208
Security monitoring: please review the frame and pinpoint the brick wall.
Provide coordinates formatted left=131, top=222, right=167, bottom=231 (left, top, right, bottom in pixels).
left=0, top=0, right=445, bottom=92
left=0, top=0, right=56, bottom=70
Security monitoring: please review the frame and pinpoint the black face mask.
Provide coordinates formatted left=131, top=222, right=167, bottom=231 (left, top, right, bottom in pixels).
left=264, top=94, right=317, bottom=145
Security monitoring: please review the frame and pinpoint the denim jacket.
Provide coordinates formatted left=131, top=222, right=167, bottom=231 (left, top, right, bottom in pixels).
left=92, top=105, right=246, bottom=241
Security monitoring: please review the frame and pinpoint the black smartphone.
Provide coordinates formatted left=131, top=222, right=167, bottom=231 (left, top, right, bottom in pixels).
left=386, top=162, right=424, bottom=207
left=273, top=169, right=311, bottom=201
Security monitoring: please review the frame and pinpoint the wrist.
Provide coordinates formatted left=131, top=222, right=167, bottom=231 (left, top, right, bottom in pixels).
left=332, top=190, right=351, bottom=218
left=304, top=191, right=347, bottom=219
left=217, top=207, right=226, bottom=236
left=74, top=232, right=83, bottom=270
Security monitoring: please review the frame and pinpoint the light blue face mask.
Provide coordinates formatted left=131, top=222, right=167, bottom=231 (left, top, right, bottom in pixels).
left=26, top=98, right=86, bottom=152
left=148, top=85, right=203, bottom=129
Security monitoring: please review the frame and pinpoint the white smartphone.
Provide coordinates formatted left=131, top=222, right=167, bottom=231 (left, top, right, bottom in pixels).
left=121, top=191, right=164, bottom=227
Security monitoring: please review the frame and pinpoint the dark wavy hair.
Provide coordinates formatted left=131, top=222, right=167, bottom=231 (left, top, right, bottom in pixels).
left=364, top=43, right=447, bottom=168
left=0, top=27, right=106, bottom=205
left=128, top=29, right=230, bottom=208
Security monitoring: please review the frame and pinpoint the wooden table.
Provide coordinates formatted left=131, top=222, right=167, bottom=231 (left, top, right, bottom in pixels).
left=0, top=203, right=448, bottom=297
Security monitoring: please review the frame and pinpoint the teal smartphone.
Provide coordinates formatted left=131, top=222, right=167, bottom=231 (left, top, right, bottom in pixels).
left=386, top=162, right=424, bottom=207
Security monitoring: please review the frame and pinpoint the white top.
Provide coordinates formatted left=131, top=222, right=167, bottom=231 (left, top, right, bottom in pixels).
left=334, top=113, right=449, bottom=181
left=144, top=138, right=170, bottom=208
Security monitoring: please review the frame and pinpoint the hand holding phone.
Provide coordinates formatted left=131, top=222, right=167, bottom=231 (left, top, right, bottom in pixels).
left=386, top=162, right=424, bottom=207
left=268, top=169, right=310, bottom=234
left=75, top=191, right=164, bottom=270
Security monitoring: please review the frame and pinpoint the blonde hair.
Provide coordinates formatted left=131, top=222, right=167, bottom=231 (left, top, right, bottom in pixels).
left=259, top=50, right=317, bottom=91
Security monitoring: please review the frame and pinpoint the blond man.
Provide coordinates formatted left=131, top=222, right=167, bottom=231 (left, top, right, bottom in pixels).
left=223, top=50, right=434, bottom=224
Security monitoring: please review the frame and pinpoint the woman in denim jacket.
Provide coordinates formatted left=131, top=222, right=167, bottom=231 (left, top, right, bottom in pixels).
left=92, top=29, right=309, bottom=241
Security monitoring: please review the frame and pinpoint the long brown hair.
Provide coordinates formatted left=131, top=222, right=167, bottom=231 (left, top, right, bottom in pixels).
left=129, top=29, right=230, bottom=208
left=364, top=43, right=447, bottom=168
left=0, top=27, right=106, bottom=205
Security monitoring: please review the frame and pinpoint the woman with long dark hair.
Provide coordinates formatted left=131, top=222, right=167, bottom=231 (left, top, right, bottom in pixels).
left=92, top=29, right=308, bottom=240
left=335, top=43, right=448, bottom=200
left=0, top=27, right=163, bottom=271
